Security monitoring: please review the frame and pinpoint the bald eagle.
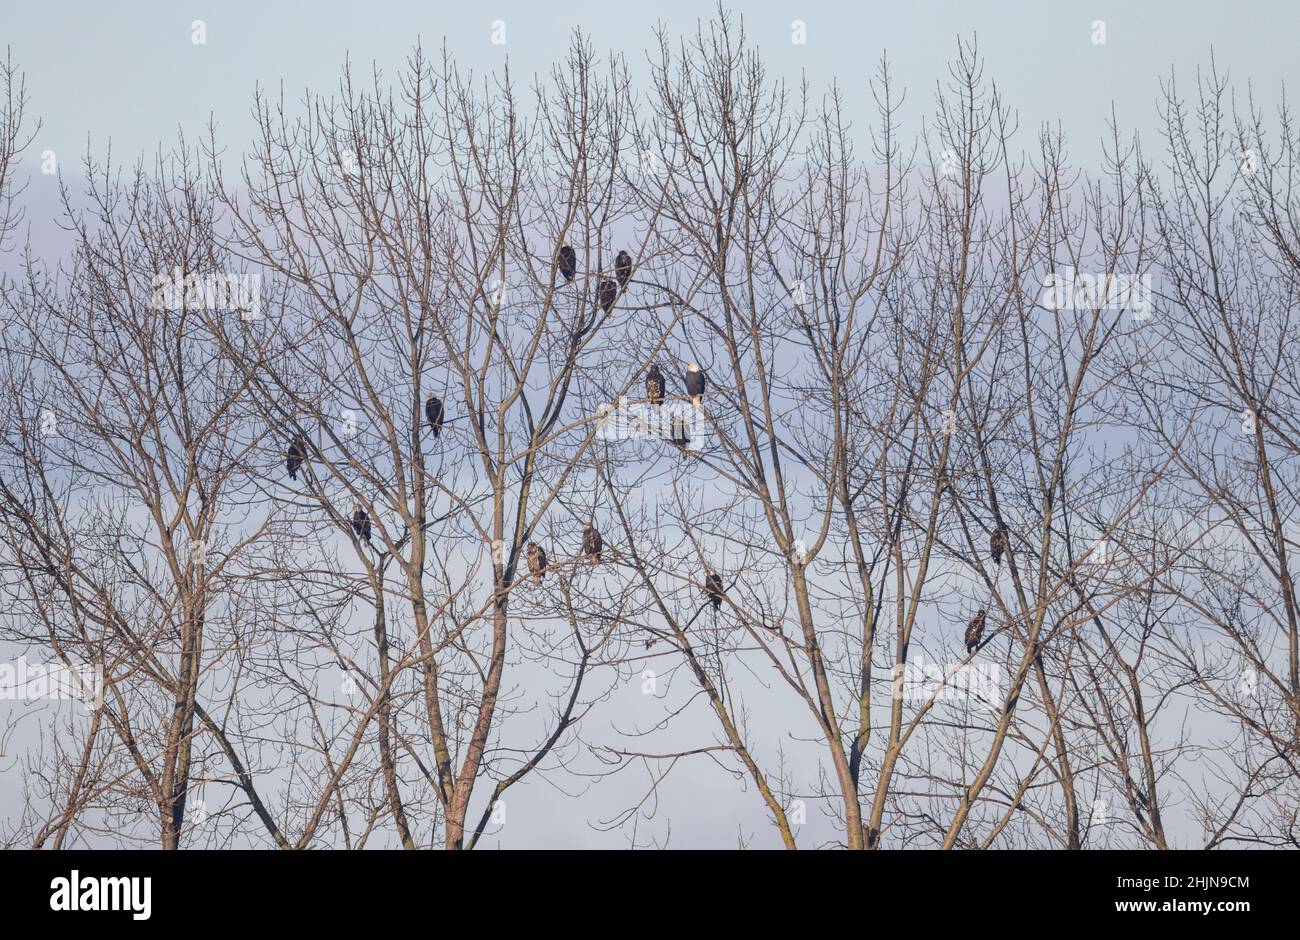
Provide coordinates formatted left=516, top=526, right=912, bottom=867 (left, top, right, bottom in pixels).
left=615, top=250, right=633, bottom=290
left=352, top=508, right=371, bottom=543
left=287, top=434, right=307, bottom=481
left=582, top=523, right=603, bottom=563
left=526, top=541, right=548, bottom=580
left=557, top=245, right=577, bottom=284
left=425, top=395, right=444, bottom=437
left=646, top=364, right=665, bottom=408
left=965, top=608, right=987, bottom=653
left=705, top=569, right=724, bottom=610
left=596, top=278, right=618, bottom=314
left=685, top=363, right=705, bottom=409
left=990, top=527, right=1009, bottom=567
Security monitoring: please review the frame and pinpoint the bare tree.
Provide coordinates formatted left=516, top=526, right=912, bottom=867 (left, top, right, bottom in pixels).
left=1, top=12, right=1296, bottom=853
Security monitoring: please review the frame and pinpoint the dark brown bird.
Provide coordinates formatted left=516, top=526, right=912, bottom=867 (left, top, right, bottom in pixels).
left=684, top=363, right=705, bottom=409
left=669, top=413, right=690, bottom=454
left=990, top=527, right=1009, bottom=567
left=596, top=278, right=618, bottom=314
left=582, top=523, right=603, bottom=563
left=425, top=395, right=444, bottom=436
left=645, top=364, right=665, bottom=407
left=965, top=608, right=987, bottom=653
left=704, top=568, right=724, bottom=610
left=557, top=245, right=577, bottom=283
left=615, top=250, right=633, bottom=290
left=351, top=507, right=371, bottom=543
left=286, top=434, right=307, bottom=481
left=526, top=541, right=548, bottom=580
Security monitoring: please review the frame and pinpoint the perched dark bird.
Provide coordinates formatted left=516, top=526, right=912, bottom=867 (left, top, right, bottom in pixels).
left=704, top=568, right=724, bottom=610
left=965, top=608, right=987, bottom=653
left=351, top=507, right=371, bottom=543
left=596, top=278, right=618, bottom=314
left=990, top=526, right=1009, bottom=567
left=669, top=413, right=691, bottom=454
left=685, top=363, right=705, bottom=409
left=526, top=541, right=548, bottom=580
left=645, top=364, right=665, bottom=408
left=425, top=395, right=445, bottom=437
left=286, top=434, right=307, bottom=481
left=582, top=523, right=603, bottom=563
left=557, top=245, right=577, bottom=283
left=615, top=250, right=633, bottom=290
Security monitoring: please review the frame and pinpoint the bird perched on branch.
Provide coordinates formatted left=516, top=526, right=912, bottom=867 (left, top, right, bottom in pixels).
left=351, top=507, right=371, bottom=544
left=582, top=523, right=603, bottom=563
left=990, top=526, right=1009, bottom=567
left=425, top=395, right=444, bottom=437
left=669, top=413, right=691, bottom=455
left=527, top=541, right=548, bottom=580
left=615, top=250, right=633, bottom=290
left=596, top=278, right=618, bottom=314
left=685, top=363, right=705, bottom=409
left=557, top=244, right=577, bottom=284
left=705, top=568, right=725, bottom=610
left=286, top=434, right=307, bottom=481
left=965, top=608, right=987, bottom=653
left=645, top=364, right=665, bottom=408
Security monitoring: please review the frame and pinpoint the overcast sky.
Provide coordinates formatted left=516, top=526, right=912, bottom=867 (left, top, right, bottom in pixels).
left=4, top=0, right=1297, bottom=176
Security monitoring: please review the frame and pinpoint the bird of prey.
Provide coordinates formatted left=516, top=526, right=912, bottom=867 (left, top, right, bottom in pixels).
left=965, top=608, right=987, bottom=653
left=351, top=508, right=371, bottom=543
left=705, top=568, right=724, bottom=610
left=685, top=363, right=705, bottom=409
left=615, top=250, right=633, bottom=290
left=669, top=413, right=690, bottom=454
left=596, top=278, right=618, bottom=314
left=557, top=245, right=577, bottom=283
left=645, top=364, right=665, bottom=408
left=425, top=395, right=444, bottom=437
left=990, top=527, right=1009, bottom=567
left=526, top=541, right=548, bottom=580
left=287, top=434, right=307, bottom=481
left=582, top=523, right=603, bottom=563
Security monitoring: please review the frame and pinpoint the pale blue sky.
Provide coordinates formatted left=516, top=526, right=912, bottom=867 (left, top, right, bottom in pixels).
left=3, top=1, right=1296, bottom=175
